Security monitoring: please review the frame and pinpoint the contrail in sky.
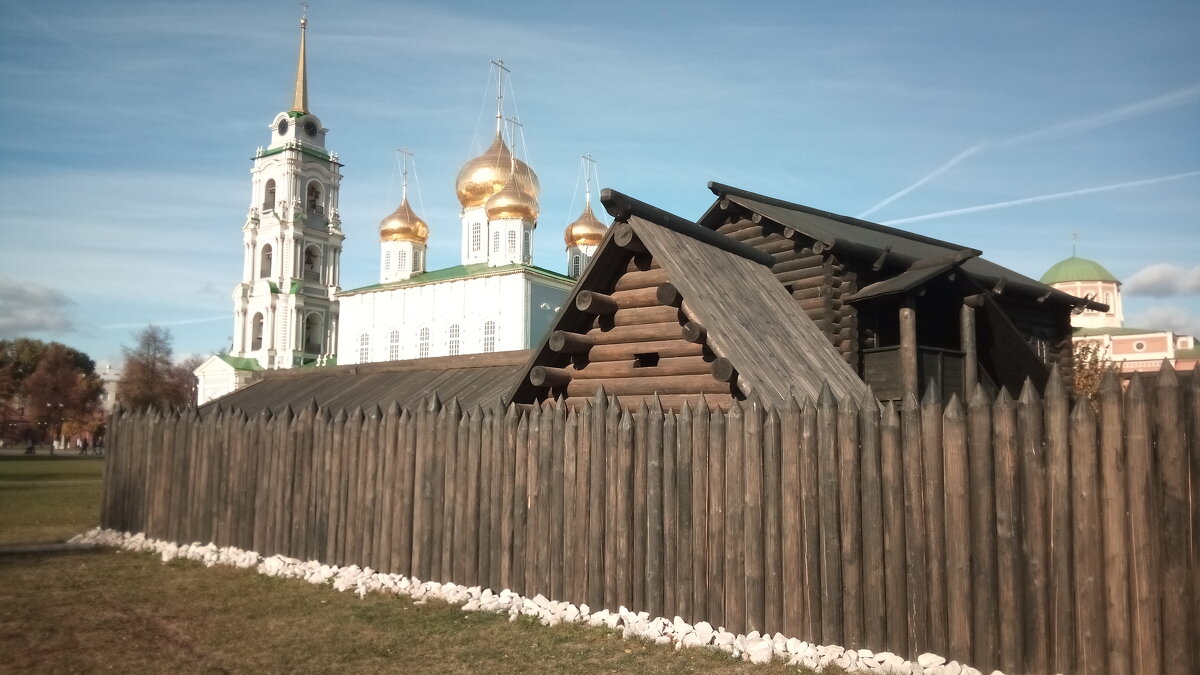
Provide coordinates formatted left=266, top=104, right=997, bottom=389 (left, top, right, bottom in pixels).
left=881, top=170, right=1200, bottom=226
left=857, top=84, right=1200, bottom=219
left=102, top=316, right=230, bottom=330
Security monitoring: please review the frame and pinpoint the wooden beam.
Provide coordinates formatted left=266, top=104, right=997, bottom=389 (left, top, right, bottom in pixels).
left=656, top=282, right=683, bottom=307
left=710, top=357, right=736, bottom=383
left=611, top=286, right=662, bottom=309
left=570, top=355, right=713, bottom=380
left=770, top=253, right=825, bottom=274
left=681, top=322, right=707, bottom=344
left=598, top=305, right=681, bottom=328
left=530, top=366, right=572, bottom=388
left=900, top=302, right=918, bottom=397
left=549, top=330, right=593, bottom=354
left=612, top=221, right=647, bottom=252
left=614, top=268, right=670, bottom=292
left=588, top=339, right=705, bottom=362
left=566, top=374, right=731, bottom=398
left=576, top=291, right=619, bottom=315
left=961, top=304, right=978, bottom=395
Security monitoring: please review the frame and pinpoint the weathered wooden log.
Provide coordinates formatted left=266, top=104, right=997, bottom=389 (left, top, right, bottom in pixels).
left=776, top=264, right=844, bottom=286
left=600, top=305, right=680, bottom=327
left=717, top=216, right=754, bottom=234
left=586, top=321, right=686, bottom=345
left=613, top=267, right=670, bottom=292
left=549, top=330, right=593, bottom=354
left=587, top=339, right=704, bottom=362
left=993, top=391, right=1023, bottom=674
left=1017, top=380, right=1049, bottom=674
left=900, top=304, right=918, bottom=397
left=942, top=396, right=971, bottom=660
left=1045, top=372, right=1075, bottom=674
left=625, top=253, right=657, bottom=272
left=792, top=285, right=827, bottom=301
left=657, top=282, right=683, bottom=307
left=1097, top=372, right=1131, bottom=675
left=1071, top=391, right=1104, bottom=675
left=576, top=290, right=618, bottom=315
left=788, top=273, right=841, bottom=292
left=710, top=357, right=735, bottom=383
left=758, top=238, right=801, bottom=255
left=1155, top=365, right=1189, bottom=671
left=530, top=365, right=572, bottom=388
left=681, top=322, right=707, bottom=344
left=968, top=386, right=999, bottom=668
left=611, top=286, right=663, bottom=309
left=1123, top=376, right=1161, bottom=674
left=771, top=253, right=825, bottom=274
left=612, top=221, right=646, bottom=252
left=565, top=373, right=730, bottom=398
left=570, top=355, right=712, bottom=380
left=564, top=393, right=735, bottom=411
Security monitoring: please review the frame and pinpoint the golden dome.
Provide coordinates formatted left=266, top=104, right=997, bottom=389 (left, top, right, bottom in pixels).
left=485, top=179, right=539, bottom=221
left=378, top=198, right=429, bottom=244
left=455, top=133, right=540, bottom=207
left=564, top=206, right=608, bottom=247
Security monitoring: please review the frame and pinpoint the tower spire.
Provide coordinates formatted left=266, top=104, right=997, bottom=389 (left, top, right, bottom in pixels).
left=290, top=5, right=309, bottom=113
left=491, top=59, right=510, bottom=135
left=398, top=147, right=413, bottom=201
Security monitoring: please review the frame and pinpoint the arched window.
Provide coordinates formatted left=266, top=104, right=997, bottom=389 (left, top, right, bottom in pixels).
left=303, top=245, right=320, bottom=281
left=304, top=313, right=322, bottom=354
left=264, top=179, right=276, bottom=210
left=471, top=224, right=482, bottom=252
left=448, top=324, right=461, bottom=356
left=482, top=320, right=496, bottom=353
left=306, top=182, right=322, bottom=214
left=251, top=313, right=264, bottom=350
left=413, top=248, right=422, bottom=272
left=259, top=245, right=273, bottom=278
left=492, top=231, right=500, bottom=253
left=398, top=250, right=408, bottom=273
left=358, top=333, right=370, bottom=364
left=507, top=231, right=517, bottom=254
left=388, top=329, right=401, bottom=361
left=417, top=327, right=430, bottom=358
left=570, top=254, right=582, bottom=278
left=384, top=251, right=391, bottom=272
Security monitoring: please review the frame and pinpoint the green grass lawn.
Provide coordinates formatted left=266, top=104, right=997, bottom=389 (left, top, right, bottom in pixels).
left=0, top=456, right=835, bottom=673
left=0, top=458, right=103, bottom=545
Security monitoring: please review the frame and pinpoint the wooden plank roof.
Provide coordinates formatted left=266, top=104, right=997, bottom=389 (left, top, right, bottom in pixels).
left=198, top=350, right=529, bottom=417
left=700, top=181, right=1106, bottom=311
left=511, top=190, right=867, bottom=406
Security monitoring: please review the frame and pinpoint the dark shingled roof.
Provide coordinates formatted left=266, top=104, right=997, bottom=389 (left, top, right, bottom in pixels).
left=700, top=182, right=1106, bottom=311
left=199, top=350, right=530, bottom=417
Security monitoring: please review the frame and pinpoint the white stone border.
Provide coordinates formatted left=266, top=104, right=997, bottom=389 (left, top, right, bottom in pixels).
left=71, top=528, right=1005, bottom=675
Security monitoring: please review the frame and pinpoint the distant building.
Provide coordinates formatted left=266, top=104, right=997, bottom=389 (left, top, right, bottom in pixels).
left=1040, top=255, right=1199, bottom=373
left=97, top=363, right=121, bottom=414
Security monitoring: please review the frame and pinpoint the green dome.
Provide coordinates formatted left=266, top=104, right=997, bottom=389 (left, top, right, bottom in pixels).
left=1039, top=256, right=1119, bottom=284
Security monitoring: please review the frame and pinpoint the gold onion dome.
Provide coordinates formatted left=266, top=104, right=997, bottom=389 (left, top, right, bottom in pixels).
left=564, top=206, right=608, bottom=247
left=485, top=179, right=539, bottom=221
left=456, top=133, right=540, bottom=208
left=378, top=199, right=429, bottom=244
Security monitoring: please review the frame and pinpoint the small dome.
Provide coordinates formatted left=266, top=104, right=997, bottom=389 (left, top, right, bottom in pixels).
left=564, top=206, right=608, bottom=247
left=379, top=198, right=429, bottom=244
left=1040, top=256, right=1119, bottom=285
left=455, top=133, right=539, bottom=208
left=485, top=179, right=539, bottom=221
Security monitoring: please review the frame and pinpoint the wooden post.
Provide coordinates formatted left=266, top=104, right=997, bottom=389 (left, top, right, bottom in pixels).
left=900, top=301, right=918, bottom=398
left=706, top=404, right=727, bottom=627
left=902, top=392, right=929, bottom=655
left=920, top=384, right=948, bottom=657
left=662, top=408, right=678, bottom=620
left=1071, top=392, right=1104, bottom=675
left=838, top=395, right=863, bottom=648
left=743, top=399, right=766, bottom=634
left=858, top=389, right=886, bottom=649
left=942, top=395, right=972, bottom=661
left=1017, top=380, right=1049, bottom=673
left=646, top=398, right=666, bottom=618
left=616, top=407, right=635, bottom=610
left=1045, top=371, right=1075, bottom=674
left=961, top=303, right=978, bottom=395
left=781, top=395, right=805, bottom=637
left=1155, top=364, right=1190, bottom=670
left=1097, top=373, right=1131, bottom=675
left=587, top=391, right=608, bottom=609
left=725, top=401, right=747, bottom=633
left=967, top=386, right=998, bottom=669
left=993, top=390, right=1024, bottom=674
left=690, top=398, right=711, bottom=623
left=816, top=386, right=843, bottom=644
left=675, top=403, right=694, bottom=622
left=1124, top=376, right=1161, bottom=674
left=632, top=401, right=649, bottom=612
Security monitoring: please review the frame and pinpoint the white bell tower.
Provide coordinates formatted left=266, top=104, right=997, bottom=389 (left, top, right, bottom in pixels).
left=230, top=12, right=343, bottom=369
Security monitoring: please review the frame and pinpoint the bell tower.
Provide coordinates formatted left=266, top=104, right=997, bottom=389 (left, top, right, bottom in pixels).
left=230, top=12, right=344, bottom=368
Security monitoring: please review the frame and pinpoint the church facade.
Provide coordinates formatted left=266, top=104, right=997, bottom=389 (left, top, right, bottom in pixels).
left=196, top=17, right=607, bottom=403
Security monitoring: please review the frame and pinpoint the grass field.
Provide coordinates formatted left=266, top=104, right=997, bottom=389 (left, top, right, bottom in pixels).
left=0, top=457, right=834, bottom=674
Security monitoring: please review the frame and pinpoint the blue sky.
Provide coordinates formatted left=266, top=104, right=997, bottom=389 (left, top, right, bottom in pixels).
left=1, top=0, right=1198, bottom=367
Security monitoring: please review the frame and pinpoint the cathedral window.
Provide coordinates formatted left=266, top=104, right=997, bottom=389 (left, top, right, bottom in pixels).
left=398, top=250, right=408, bottom=272
left=304, top=313, right=322, bottom=354
left=384, top=251, right=391, bottom=272
left=251, top=313, right=264, bottom=350
left=507, top=231, right=517, bottom=255
left=413, top=249, right=422, bottom=272
left=303, top=245, right=320, bottom=281
left=482, top=320, right=496, bottom=353
left=471, top=224, right=482, bottom=252
left=523, top=230, right=532, bottom=264
left=259, top=245, right=273, bottom=278
left=264, top=179, right=276, bottom=211
left=358, top=333, right=370, bottom=364
left=448, top=324, right=461, bottom=356
left=492, top=231, right=500, bottom=253
left=306, top=182, right=323, bottom=215
left=570, top=254, right=582, bottom=278
left=418, top=327, right=430, bottom=358
left=388, top=329, right=401, bottom=361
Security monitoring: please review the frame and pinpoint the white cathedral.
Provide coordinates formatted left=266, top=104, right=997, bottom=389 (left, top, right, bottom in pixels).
left=195, top=16, right=607, bottom=405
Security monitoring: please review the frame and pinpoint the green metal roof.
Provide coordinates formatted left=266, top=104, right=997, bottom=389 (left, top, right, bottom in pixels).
left=1074, top=326, right=1158, bottom=337
left=217, top=354, right=264, bottom=371
left=1039, top=256, right=1119, bottom=284
left=339, top=263, right=573, bottom=296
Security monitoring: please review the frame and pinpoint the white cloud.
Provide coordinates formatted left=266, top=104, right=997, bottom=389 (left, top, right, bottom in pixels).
left=1132, top=306, right=1200, bottom=338
left=0, top=278, right=75, bottom=336
left=1124, top=264, right=1200, bottom=297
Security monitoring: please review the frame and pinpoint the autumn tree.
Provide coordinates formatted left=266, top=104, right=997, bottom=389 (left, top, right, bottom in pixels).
left=1, top=339, right=101, bottom=442
left=1072, top=338, right=1119, bottom=406
left=117, top=325, right=198, bottom=411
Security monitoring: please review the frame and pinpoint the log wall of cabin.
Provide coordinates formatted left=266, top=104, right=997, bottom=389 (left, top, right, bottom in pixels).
left=536, top=252, right=737, bottom=410
left=714, top=215, right=859, bottom=368
left=993, top=295, right=1075, bottom=384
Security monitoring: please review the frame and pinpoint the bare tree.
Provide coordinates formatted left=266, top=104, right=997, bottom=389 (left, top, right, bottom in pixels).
left=118, top=325, right=197, bottom=411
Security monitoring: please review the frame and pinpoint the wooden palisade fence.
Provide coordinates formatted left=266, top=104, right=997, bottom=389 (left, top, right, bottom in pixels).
left=101, top=364, right=1199, bottom=675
